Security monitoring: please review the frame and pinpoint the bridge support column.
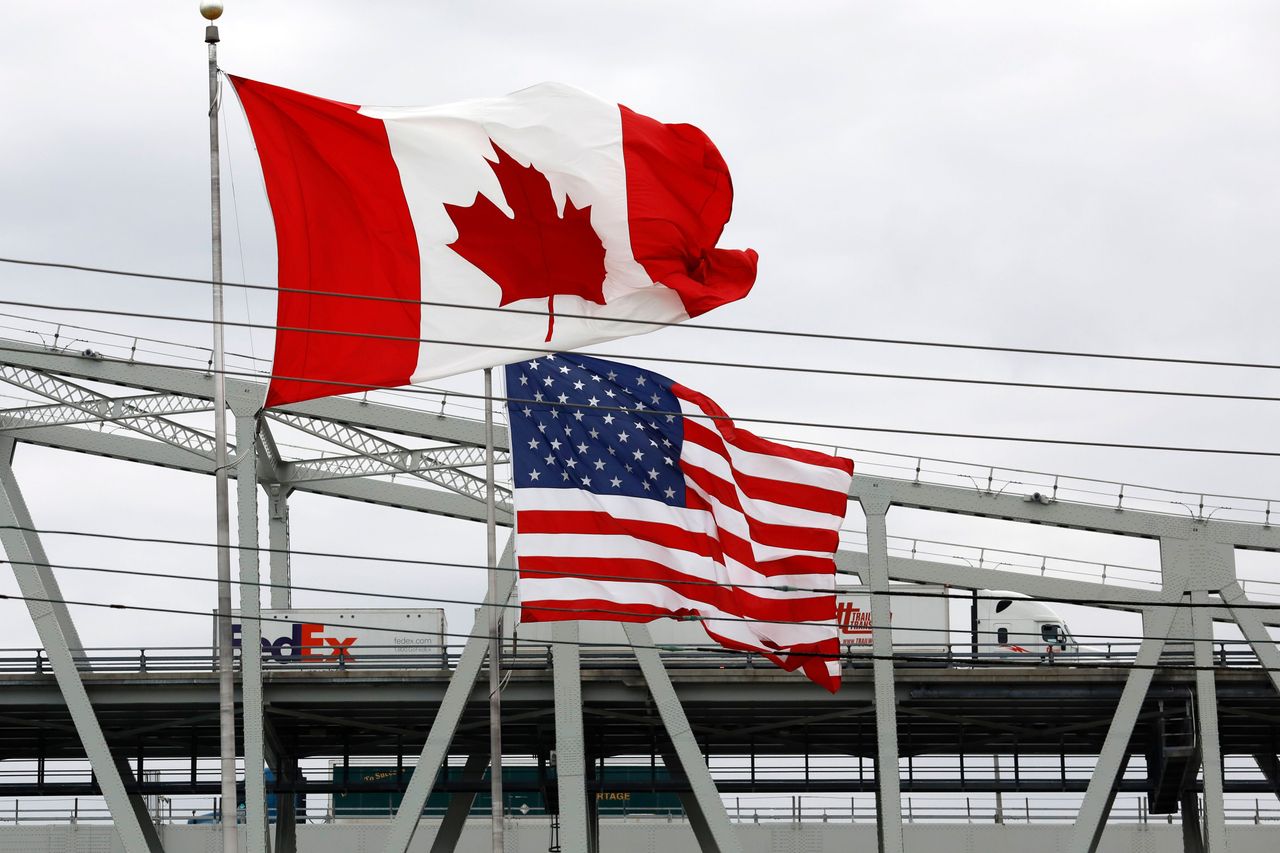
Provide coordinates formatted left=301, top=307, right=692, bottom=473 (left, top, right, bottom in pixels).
left=859, top=497, right=903, bottom=853
left=1189, top=589, right=1227, bottom=852
left=552, top=621, right=591, bottom=853
left=235, top=415, right=269, bottom=853
left=1067, top=591, right=1182, bottom=853
left=266, top=483, right=292, bottom=609
left=0, top=438, right=164, bottom=853
left=429, top=753, right=489, bottom=853
left=625, top=622, right=743, bottom=853
left=379, top=537, right=515, bottom=853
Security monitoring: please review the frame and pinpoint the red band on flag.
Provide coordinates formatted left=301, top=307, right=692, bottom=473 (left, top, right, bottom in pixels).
left=620, top=106, right=758, bottom=317
left=229, top=77, right=421, bottom=408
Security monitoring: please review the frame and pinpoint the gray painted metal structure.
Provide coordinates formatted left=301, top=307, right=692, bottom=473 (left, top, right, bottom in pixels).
left=1, top=339, right=1280, bottom=853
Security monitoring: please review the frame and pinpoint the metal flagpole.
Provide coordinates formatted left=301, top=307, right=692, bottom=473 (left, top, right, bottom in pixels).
left=483, top=367, right=505, bottom=852
left=200, top=3, right=238, bottom=853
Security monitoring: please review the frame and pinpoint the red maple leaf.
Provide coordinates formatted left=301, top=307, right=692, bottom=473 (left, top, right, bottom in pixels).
left=444, top=143, right=607, bottom=342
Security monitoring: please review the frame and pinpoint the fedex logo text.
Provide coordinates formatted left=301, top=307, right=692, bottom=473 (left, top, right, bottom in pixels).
left=231, top=622, right=357, bottom=662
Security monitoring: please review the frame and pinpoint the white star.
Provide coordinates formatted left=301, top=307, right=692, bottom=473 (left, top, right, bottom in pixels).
left=663, top=487, right=676, bottom=499
left=529, top=470, right=541, bottom=481
left=650, top=439, right=659, bottom=447
left=642, top=481, right=651, bottom=491
left=634, top=421, right=646, bottom=431
left=557, top=393, right=569, bottom=404
left=661, top=438, right=672, bottom=448
left=549, top=438, right=562, bottom=450
left=564, top=424, right=573, bottom=435
left=581, top=476, right=592, bottom=487
left=559, top=364, right=571, bottom=374
left=522, top=406, right=532, bottom=417
left=577, top=442, right=589, bottom=455
left=587, top=396, right=600, bottom=407
left=648, top=469, right=659, bottom=480
left=664, top=456, right=674, bottom=466
left=632, top=449, right=645, bottom=461
left=562, top=471, right=571, bottom=481
left=518, top=374, right=528, bottom=386
left=545, top=354, right=557, bottom=361
left=588, top=428, right=599, bottom=439
left=606, top=446, right=616, bottom=456
left=603, top=413, right=615, bottom=425
left=650, top=394, right=660, bottom=405
left=573, top=410, right=585, bottom=421
left=549, top=408, right=560, bottom=419
left=590, top=374, right=602, bottom=382
left=610, top=477, right=622, bottom=488
left=605, top=389, right=616, bottom=398
left=624, top=464, right=633, bottom=473
left=566, top=458, right=578, bottom=469
left=618, top=431, right=629, bottom=443
left=573, top=380, right=585, bottom=391
left=607, top=370, right=618, bottom=381
left=527, top=438, right=540, bottom=450
left=593, top=459, right=606, bottom=471
left=543, top=375, right=554, bottom=387
left=528, top=359, right=539, bottom=369
left=544, top=454, right=556, bottom=465
left=533, top=391, right=545, bottom=402
left=537, top=422, right=547, bottom=433
left=634, top=402, right=646, bottom=411
left=636, top=376, right=646, bottom=386
left=666, top=415, right=676, bottom=422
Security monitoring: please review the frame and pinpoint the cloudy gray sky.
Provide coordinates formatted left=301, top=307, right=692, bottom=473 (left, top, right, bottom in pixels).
left=2, top=1, right=1279, bottom=661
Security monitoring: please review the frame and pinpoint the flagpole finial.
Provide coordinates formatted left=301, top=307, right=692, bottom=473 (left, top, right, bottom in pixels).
left=200, top=1, right=224, bottom=21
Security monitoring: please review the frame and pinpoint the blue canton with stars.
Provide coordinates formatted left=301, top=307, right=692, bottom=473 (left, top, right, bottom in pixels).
left=504, top=353, right=687, bottom=507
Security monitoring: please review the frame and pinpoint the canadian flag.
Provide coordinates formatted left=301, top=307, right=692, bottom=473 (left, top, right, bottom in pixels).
left=229, top=77, right=758, bottom=408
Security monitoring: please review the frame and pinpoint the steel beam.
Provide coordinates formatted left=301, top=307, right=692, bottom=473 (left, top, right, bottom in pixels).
left=0, top=438, right=162, bottom=853
left=1067, top=592, right=1182, bottom=853
left=859, top=497, right=903, bottom=853
left=624, top=622, right=743, bottom=853
left=848, top=474, right=1280, bottom=552
left=552, top=621, right=590, bottom=852
left=1190, top=589, right=1227, bottom=852
left=379, top=537, right=515, bottom=853
left=429, top=753, right=489, bottom=853
left=235, top=415, right=268, bottom=853
left=265, top=484, right=292, bottom=609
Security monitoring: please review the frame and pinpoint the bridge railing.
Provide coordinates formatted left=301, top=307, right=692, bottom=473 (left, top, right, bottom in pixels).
left=0, top=642, right=1267, bottom=676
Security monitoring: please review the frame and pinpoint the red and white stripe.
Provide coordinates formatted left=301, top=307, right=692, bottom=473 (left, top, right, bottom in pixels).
left=517, top=385, right=853, bottom=692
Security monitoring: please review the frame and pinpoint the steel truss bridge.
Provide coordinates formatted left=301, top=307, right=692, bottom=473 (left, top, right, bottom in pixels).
left=1, top=337, right=1279, bottom=853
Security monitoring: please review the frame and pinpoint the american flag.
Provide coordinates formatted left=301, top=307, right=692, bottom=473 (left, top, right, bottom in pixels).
left=504, top=353, right=853, bottom=691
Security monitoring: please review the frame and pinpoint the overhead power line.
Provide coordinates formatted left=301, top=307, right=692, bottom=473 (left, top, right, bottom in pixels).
left=0, top=583, right=1269, bottom=674
left=3, top=295, right=1280, bottom=408
left=4, top=254, right=1280, bottom=372
left=0, top=554, right=1251, bottom=645
left=6, top=524, right=1280, bottom=616
left=2, top=342, right=1279, bottom=458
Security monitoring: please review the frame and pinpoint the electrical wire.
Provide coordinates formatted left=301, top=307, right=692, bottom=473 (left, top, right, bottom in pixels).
left=3, top=524, right=1278, bottom=615
left=3, top=295, right=1280, bottom=408
left=6, top=255, right=1280, bottom=373
left=0, top=585, right=1266, bottom=674
left=2, top=342, right=1279, bottom=459
left=4, top=555, right=1263, bottom=646
left=5, top=306, right=1278, bottom=511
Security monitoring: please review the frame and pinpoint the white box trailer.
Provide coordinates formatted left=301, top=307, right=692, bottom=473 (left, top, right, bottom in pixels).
left=509, top=585, right=953, bottom=654
left=227, top=609, right=448, bottom=666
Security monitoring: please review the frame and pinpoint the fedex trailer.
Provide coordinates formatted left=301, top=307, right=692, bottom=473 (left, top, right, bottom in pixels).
left=513, top=585, right=1079, bottom=658
left=226, top=609, right=448, bottom=666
